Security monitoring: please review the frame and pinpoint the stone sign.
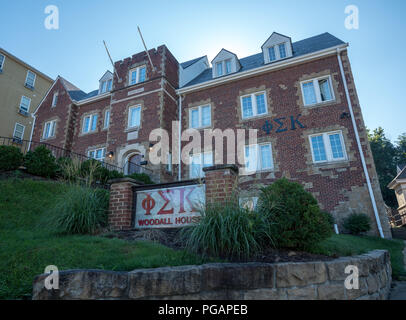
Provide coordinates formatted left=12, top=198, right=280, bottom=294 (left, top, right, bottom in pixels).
left=134, top=184, right=205, bottom=229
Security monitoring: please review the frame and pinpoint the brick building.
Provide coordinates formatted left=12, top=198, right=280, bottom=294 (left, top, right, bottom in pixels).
left=31, top=32, right=391, bottom=237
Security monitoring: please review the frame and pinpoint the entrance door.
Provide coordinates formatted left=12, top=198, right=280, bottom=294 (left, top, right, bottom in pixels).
left=128, top=154, right=142, bottom=174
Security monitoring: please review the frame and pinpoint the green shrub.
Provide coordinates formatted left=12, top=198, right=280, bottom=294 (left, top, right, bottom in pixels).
left=80, top=159, right=110, bottom=184
left=257, top=178, right=333, bottom=250
left=108, top=170, right=124, bottom=180
left=24, top=145, right=58, bottom=178
left=182, top=199, right=274, bottom=260
left=48, top=185, right=109, bottom=234
left=343, top=213, right=371, bottom=235
left=126, top=172, right=154, bottom=184
left=0, top=146, right=24, bottom=172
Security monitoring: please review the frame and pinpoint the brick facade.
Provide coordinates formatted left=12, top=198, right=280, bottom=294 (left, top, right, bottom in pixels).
left=31, top=33, right=391, bottom=237
left=204, top=165, right=239, bottom=204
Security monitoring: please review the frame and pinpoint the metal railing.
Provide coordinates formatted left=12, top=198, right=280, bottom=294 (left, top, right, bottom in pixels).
left=0, top=136, right=124, bottom=173
left=123, top=159, right=153, bottom=175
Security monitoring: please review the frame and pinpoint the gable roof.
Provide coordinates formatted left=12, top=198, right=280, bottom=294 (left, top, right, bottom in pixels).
left=261, top=32, right=292, bottom=49
left=180, top=56, right=206, bottom=69
left=59, top=77, right=100, bottom=102
left=211, top=48, right=239, bottom=63
left=181, top=32, right=345, bottom=88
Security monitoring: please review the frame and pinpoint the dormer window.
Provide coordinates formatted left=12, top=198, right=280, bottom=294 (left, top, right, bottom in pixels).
left=100, top=79, right=112, bottom=93
left=129, top=65, right=146, bottom=85
left=262, top=32, right=293, bottom=64
left=211, top=49, right=241, bottom=79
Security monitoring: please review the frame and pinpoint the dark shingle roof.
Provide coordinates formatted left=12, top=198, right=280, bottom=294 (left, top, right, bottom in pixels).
left=180, top=56, right=206, bottom=69
left=181, top=32, right=345, bottom=88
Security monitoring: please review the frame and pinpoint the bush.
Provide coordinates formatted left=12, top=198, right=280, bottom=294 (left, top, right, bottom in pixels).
left=0, top=146, right=24, bottom=172
left=108, top=170, right=124, bottom=180
left=182, top=199, right=273, bottom=260
left=343, top=213, right=371, bottom=235
left=24, top=145, right=58, bottom=178
left=48, top=185, right=109, bottom=234
left=257, top=178, right=333, bottom=250
left=126, top=172, right=154, bottom=184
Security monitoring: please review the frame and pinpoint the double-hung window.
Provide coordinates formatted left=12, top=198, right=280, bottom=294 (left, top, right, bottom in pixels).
left=25, top=70, right=36, bottom=89
left=43, top=120, right=56, bottom=139
left=189, top=105, right=211, bottom=129
left=104, top=110, right=110, bottom=129
left=19, top=96, right=31, bottom=113
left=301, top=76, right=334, bottom=106
left=52, top=92, right=58, bottom=107
left=100, top=79, right=112, bottom=93
left=278, top=43, right=287, bottom=59
left=309, top=131, right=347, bottom=163
left=216, top=62, right=223, bottom=77
left=0, top=54, right=5, bottom=71
left=83, top=114, right=98, bottom=133
left=189, top=151, right=213, bottom=179
left=244, top=143, right=273, bottom=173
left=128, top=105, right=141, bottom=128
left=129, top=66, right=146, bottom=85
left=225, top=59, right=232, bottom=74
left=268, top=47, right=276, bottom=61
left=88, top=148, right=106, bottom=161
left=240, top=92, right=267, bottom=119
left=13, top=123, right=25, bottom=140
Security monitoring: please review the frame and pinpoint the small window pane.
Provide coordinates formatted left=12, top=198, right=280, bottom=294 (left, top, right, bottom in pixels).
left=0, top=54, right=4, bottom=69
left=101, top=81, right=107, bottom=93
left=104, top=110, right=110, bottom=128
left=216, top=62, right=223, bottom=77
left=14, top=124, right=24, bottom=139
left=190, top=154, right=202, bottom=178
left=311, top=135, right=327, bottom=162
left=84, top=117, right=90, bottom=132
left=52, top=93, right=58, bottom=107
left=20, top=96, right=30, bottom=112
left=256, top=94, right=266, bottom=115
left=107, top=79, right=112, bottom=91
left=129, top=107, right=141, bottom=127
left=26, top=71, right=35, bottom=87
left=268, top=47, right=276, bottom=61
left=91, top=115, right=98, bottom=131
left=329, top=134, right=344, bottom=159
left=89, top=151, right=95, bottom=159
left=319, top=78, right=333, bottom=101
left=225, top=60, right=232, bottom=74
left=50, top=121, right=55, bottom=137
left=260, top=144, right=272, bottom=169
left=245, top=145, right=258, bottom=172
left=190, top=109, right=199, bottom=128
left=131, top=70, right=137, bottom=85
left=242, top=96, right=253, bottom=118
left=303, top=81, right=317, bottom=105
left=201, top=106, right=211, bottom=127
left=138, top=67, right=146, bottom=82
left=96, top=149, right=103, bottom=159
left=279, top=43, right=287, bottom=59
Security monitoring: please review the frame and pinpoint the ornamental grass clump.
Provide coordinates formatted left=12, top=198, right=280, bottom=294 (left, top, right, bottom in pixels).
left=343, top=213, right=371, bottom=235
left=182, top=199, right=274, bottom=260
left=48, top=185, right=109, bottom=234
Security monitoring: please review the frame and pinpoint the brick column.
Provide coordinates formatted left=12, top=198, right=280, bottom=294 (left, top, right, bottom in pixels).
left=203, top=164, right=239, bottom=205
left=108, top=178, right=141, bottom=231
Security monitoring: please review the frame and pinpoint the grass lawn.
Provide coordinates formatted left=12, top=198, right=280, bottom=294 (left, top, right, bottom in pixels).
left=311, top=234, right=406, bottom=279
left=0, top=179, right=209, bottom=299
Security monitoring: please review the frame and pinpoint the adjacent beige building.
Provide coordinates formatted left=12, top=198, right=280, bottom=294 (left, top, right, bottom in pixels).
left=0, top=48, right=53, bottom=142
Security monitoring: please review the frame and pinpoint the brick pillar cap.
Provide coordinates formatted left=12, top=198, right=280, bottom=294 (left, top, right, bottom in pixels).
left=108, top=177, right=144, bottom=185
left=203, top=164, right=239, bottom=174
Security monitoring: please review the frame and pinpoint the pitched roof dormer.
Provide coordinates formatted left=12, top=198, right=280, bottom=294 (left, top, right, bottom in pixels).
left=261, top=32, right=293, bottom=64
left=99, top=70, right=113, bottom=94
left=211, top=49, right=241, bottom=78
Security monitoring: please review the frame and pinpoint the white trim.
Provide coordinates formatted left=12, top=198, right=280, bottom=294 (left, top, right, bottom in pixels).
left=104, top=109, right=110, bottom=129
left=25, top=70, right=36, bottom=88
left=128, top=105, right=141, bottom=129
left=336, top=49, right=385, bottom=238
left=42, top=120, right=56, bottom=139
left=88, top=147, right=106, bottom=161
left=51, top=92, right=58, bottom=107
left=240, top=91, right=268, bottom=119
left=82, top=114, right=98, bottom=133
left=129, top=65, right=146, bottom=86
left=33, top=77, right=60, bottom=115
left=308, top=131, right=347, bottom=163
left=300, top=75, right=335, bottom=106
left=19, top=95, right=31, bottom=112
left=13, top=123, right=25, bottom=140
left=189, top=104, right=211, bottom=129
left=178, top=43, right=348, bottom=94
left=0, top=53, right=5, bottom=70
left=243, top=142, right=274, bottom=174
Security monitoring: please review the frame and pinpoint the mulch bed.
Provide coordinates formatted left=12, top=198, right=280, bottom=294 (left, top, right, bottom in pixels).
left=104, top=228, right=334, bottom=263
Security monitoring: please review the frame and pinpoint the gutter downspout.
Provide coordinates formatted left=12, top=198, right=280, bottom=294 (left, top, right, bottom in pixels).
left=178, top=95, right=183, bottom=181
left=28, top=113, right=36, bottom=151
left=336, top=48, right=385, bottom=238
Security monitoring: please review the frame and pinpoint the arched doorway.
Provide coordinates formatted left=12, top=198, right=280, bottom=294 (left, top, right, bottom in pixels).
left=126, top=153, right=142, bottom=174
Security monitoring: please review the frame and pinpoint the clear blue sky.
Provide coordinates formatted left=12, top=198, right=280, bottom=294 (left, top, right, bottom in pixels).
left=1, top=0, right=405, bottom=142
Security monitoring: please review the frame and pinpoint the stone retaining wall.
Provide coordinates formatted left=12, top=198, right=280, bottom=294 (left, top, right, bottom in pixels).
left=32, top=250, right=391, bottom=300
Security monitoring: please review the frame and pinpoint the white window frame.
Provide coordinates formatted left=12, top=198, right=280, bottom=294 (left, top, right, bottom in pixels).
left=225, top=59, right=232, bottom=74
left=129, top=65, right=146, bottom=85
left=266, top=42, right=288, bottom=62
left=88, top=147, right=106, bottom=161
left=128, top=105, right=141, bottom=129
left=51, top=92, right=58, bottom=107
left=100, top=79, right=112, bottom=93
left=19, top=96, right=31, bottom=113
left=189, top=151, right=213, bottom=179
left=243, top=142, right=274, bottom=174
left=13, top=123, right=25, bottom=140
left=104, top=109, right=110, bottom=129
left=25, top=70, right=36, bottom=89
left=0, top=54, right=5, bottom=71
left=42, top=120, right=56, bottom=139
left=300, top=75, right=335, bottom=106
left=83, top=114, right=98, bottom=133
left=308, top=131, right=347, bottom=164
left=240, top=91, right=268, bottom=119
left=189, top=104, right=211, bottom=129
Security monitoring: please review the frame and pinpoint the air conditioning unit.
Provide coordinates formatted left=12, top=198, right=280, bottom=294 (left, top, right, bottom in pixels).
left=19, top=109, right=29, bottom=116
left=25, top=83, right=34, bottom=90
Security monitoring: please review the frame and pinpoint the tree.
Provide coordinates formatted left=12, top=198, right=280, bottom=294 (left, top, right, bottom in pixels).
left=367, top=127, right=398, bottom=207
left=396, top=133, right=406, bottom=165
